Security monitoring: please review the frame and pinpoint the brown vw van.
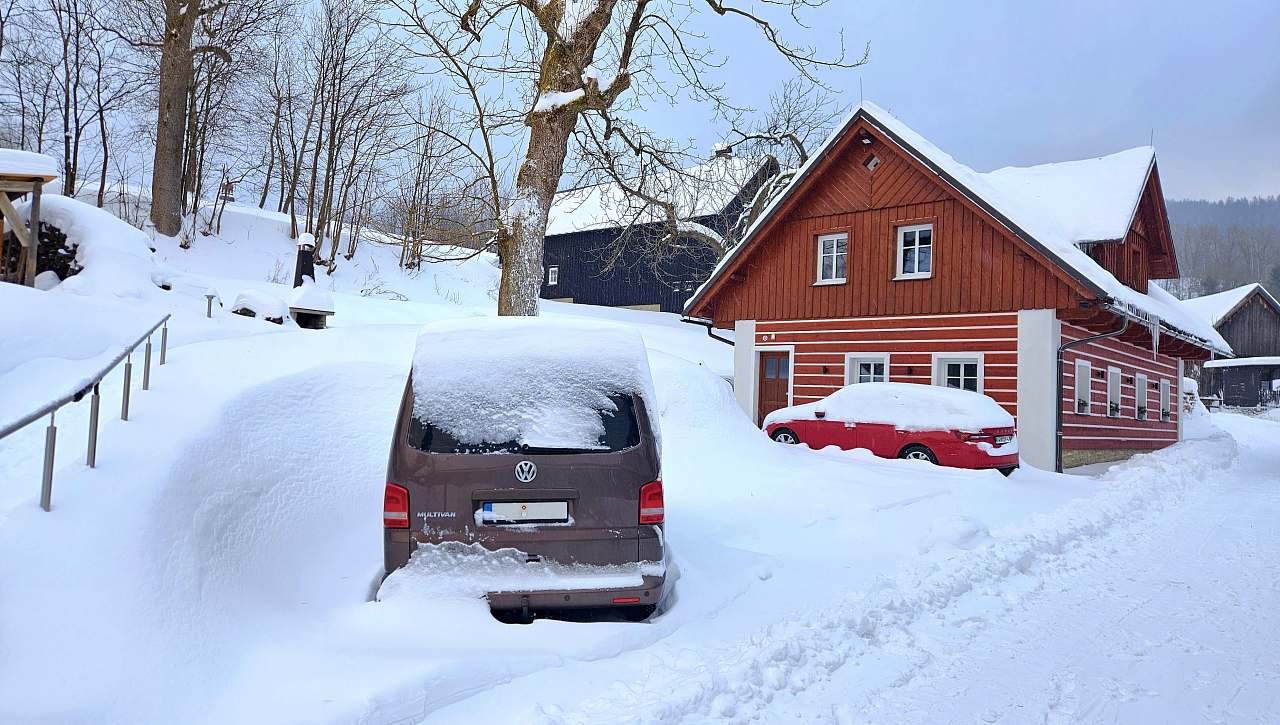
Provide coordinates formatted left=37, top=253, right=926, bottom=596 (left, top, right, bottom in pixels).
left=382, top=319, right=667, bottom=620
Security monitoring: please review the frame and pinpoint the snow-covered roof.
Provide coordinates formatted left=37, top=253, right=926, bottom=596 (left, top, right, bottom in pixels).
left=1183, top=284, right=1279, bottom=327
left=686, top=101, right=1228, bottom=354
left=411, top=317, right=659, bottom=451
left=288, top=276, right=335, bottom=314
left=764, top=382, right=1015, bottom=433
left=545, top=155, right=766, bottom=237
left=0, top=148, right=58, bottom=180
left=1203, top=356, right=1280, bottom=369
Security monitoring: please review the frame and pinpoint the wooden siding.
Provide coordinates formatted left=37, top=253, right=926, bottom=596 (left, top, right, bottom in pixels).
left=1060, top=323, right=1179, bottom=452
left=541, top=224, right=717, bottom=313
left=756, top=312, right=1020, bottom=415
left=1217, top=291, right=1280, bottom=358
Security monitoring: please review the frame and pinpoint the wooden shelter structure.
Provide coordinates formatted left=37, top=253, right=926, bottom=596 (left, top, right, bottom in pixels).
left=0, top=149, right=58, bottom=286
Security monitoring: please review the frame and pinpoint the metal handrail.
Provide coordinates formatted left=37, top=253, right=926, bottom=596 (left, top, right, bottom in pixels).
left=0, top=313, right=171, bottom=510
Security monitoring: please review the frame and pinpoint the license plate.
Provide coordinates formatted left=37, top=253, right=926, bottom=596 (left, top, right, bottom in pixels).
left=481, top=501, right=569, bottom=524
left=995, top=435, right=1013, bottom=445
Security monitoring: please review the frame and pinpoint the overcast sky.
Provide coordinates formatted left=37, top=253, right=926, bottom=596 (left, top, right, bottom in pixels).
left=651, top=0, right=1279, bottom=201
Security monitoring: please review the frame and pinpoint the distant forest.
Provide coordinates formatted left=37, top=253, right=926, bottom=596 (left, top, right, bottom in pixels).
left=1164, top=196, right=1280, bottom=299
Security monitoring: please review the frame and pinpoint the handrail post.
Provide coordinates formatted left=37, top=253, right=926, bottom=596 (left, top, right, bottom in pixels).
left=160, top=322, right=168, bottom=365
left=87, top=383, right=100, bottom=467
left=121, top=354, right=132, bottom=421
left=143, top=337, right=152, bottom=391
left=40, top=411, right=56, bottom=512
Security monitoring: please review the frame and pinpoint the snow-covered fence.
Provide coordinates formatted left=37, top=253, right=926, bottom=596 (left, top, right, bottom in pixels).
left=0, top=314, right=170, bottom=512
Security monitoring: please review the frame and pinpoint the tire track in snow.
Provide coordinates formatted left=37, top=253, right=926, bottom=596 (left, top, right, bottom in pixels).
left=532, top=435, right=1238, bottom=724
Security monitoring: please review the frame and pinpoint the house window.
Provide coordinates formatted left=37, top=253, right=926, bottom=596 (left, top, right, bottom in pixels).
left=935, top=356, right=981, bottom=393
left=546, top=265, right=559, bottom=286
left=896, top=223, right=933, bottom=279
left=1107, top=367, right=1122, bottom=418
left=845, top=354, right=889, bottom=385
left=1160, top=379, right=1171, bottom=422
left=1135, top=373, right=1148, bottom=419
left=815, top=233, right=847, bottom=284
left=1074, top=359, right=1091, bottom=414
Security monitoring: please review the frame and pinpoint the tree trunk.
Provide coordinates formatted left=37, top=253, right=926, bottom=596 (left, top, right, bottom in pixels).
left=150, top=18, right=195, bottom=237
left=497, top=116, right=576, bottom=316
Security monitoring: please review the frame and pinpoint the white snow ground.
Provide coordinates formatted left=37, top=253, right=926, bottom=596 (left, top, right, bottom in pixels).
left=1, top=202, right=1278, bottom=724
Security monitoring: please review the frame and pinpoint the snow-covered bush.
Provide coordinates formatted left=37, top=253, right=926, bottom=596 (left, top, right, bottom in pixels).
left=230, top=290, right=287, bottom=324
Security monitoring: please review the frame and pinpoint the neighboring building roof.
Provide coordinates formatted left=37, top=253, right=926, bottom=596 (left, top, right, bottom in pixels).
left=545, top=155, right=769, bottom=237
left=1204, top=356, right=1280, bottom=369
left=0, top=149, right=58, bottom=181
left=685, top=101, right=1227, bottom=354
left=1183, top=283, right=1280, bottom=327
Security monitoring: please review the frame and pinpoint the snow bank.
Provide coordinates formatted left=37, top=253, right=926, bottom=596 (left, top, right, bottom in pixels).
left=287, top=276, right=334, bottom=314
left=380, top=542, right=662, bottom=599
left=231, top=289, right=287, bottom=321
left=411, top=317, right=658, bottom=450
left=15, top=194, right=160, bottom=300
left=764, top=382, right=1015, bottom=432
left=0, top=148, right=57, bottom=178
left=0, top=284, right=168, bottom=432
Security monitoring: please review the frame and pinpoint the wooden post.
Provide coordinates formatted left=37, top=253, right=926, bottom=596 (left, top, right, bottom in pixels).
left=24, top=180, right=42, bottom=286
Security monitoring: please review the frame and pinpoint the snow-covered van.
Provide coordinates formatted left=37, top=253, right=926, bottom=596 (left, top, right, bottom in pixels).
left=383, top=317, right=667, bottom=620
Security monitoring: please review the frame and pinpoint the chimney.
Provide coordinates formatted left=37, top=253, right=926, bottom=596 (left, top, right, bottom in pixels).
left=293, top=233, right=316, bottom=287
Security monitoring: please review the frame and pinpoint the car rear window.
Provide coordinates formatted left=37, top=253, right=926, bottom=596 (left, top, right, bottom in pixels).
left=408, top=394, right=640, bottom=455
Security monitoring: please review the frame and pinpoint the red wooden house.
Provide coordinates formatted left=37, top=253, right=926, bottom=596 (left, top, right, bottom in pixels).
left=684, top=102, right=1230, bottom=471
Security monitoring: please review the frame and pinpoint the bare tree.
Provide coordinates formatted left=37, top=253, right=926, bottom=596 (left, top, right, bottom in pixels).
left=392, top=0, right=864, bottom=315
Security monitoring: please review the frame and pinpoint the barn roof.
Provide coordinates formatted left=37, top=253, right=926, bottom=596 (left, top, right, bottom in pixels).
left=685, top=101, right=1226, bottom=353
left=1183, top=283, right=1280, bottom=327
left=545, top=155, right=770, bottom=237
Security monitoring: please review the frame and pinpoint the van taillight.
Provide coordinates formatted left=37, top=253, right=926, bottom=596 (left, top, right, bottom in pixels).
left=639, top=480, right=664, bottom=524
left=384, top=483, right=409, bottom=529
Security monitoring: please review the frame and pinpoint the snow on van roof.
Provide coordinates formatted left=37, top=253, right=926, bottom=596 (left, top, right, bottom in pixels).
left=545, top=155, right=764, bottom=237
left=764, top=382, right=1015, bottom=433
left=411, top=317, right=658, bottom=450
left=687, top=102, right=1227, bottom=353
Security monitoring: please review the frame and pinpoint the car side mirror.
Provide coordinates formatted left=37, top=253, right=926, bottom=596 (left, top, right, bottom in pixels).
left=814, top=410, right=826, bottom=419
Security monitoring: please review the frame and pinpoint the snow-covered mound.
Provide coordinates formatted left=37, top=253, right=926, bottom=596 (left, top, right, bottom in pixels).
left=765, top=381, right=1016, bottom=431
left=411, top=317, right=658, bottom=449
left=16, top=194, right=160, bottom=300
left=231, top=289, right=287, bottom=321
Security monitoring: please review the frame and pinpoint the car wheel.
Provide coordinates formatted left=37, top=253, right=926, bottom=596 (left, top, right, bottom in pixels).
left=771, top=428, right=800, bottom=445
left=620, top=604, right=657, bottom=622
left=899, top=444, right=937, bottom=464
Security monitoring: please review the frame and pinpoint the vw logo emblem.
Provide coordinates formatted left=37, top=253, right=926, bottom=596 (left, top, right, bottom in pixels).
left=514, top=460, right=538, bottom=483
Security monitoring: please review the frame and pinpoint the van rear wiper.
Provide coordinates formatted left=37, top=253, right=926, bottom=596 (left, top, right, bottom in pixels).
left=518, top=444, right=599, bottom=455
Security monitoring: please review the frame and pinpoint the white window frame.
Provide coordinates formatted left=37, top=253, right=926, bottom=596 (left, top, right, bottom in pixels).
left=1135, top=373, right=1148, bottom=420
left=895, top=223, right=934, bottom=280
left=933, top=354, right=983, bottom=393
left=1106, top=366, right=1122, bottom=418
left=1160, top=379, right=1172, bottom=422
left=814, top=232, right=848, bottom=285
left=546, top=265, right=559, bottom=286
left=1074, top=359, right=1091, bottom=415
left=844, top=353, right=890, bottom=385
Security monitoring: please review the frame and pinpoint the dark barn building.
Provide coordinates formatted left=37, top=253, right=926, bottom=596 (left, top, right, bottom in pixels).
left=540, top=156, right=778, bottom=313
left=1185, top=283, right=1280, bottom=406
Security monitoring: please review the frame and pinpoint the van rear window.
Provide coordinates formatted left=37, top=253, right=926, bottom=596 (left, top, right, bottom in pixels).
left=408, top=394, right=640, bottom=454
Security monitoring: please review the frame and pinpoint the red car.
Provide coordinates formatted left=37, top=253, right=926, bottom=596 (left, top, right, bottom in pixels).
left=763, top=382, right=1019, bottom=474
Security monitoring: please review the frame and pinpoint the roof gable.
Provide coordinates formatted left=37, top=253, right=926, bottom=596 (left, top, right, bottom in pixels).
left=1184, top=283, right=1280, bottom=328
left=686, top=102, right=1224, bottom=352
